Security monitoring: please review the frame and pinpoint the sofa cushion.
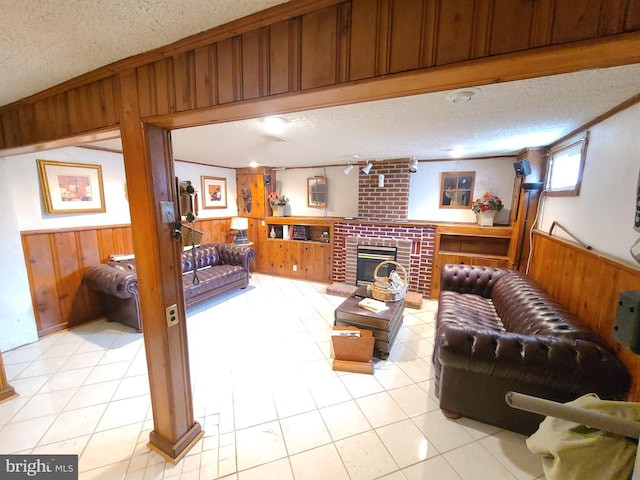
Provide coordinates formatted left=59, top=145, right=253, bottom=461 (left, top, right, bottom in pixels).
left=182, top=264, right=246, bottom=303
left=491, top=272, right=605, bottom=344
left=438, top=290, right=505, bottom=331
left=182, top=245, right=219, bottom=273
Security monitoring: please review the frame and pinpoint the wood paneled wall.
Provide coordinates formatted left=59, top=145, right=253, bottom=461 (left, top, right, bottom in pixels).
left=2, top=0, right=639, bottom=150
left=529, top=231, right=640, bottom=402
left=21, top=218, right=232, bottom=336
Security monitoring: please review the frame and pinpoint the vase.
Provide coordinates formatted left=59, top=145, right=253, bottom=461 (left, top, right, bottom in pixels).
left=477, top=210, right=497, bottom=227
left=272, top=205, right=283, bottom=217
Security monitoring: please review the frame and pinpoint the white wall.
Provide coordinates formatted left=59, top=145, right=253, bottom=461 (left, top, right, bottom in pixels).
left=7, top=148, right=130, bottom=231
left=539, top=103, right=640, bottom=264
left=0, top=159, right=38, bottom=351
left=408, top=157, right=516, bottom=224
left=275, top=166, right=359, bottom=218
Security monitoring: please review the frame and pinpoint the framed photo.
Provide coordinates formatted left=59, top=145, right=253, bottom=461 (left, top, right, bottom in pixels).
left=37, top=160, right=106, bottom=214
left=307, top=176, right=327, bottom=208
left=201, top=176, right=227, bottom=209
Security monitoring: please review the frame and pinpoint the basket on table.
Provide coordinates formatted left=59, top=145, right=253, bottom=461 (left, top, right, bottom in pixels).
left=371, top=260, right=407, bottom=302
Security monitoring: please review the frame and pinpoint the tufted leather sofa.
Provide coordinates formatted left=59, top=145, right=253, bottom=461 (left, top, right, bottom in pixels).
left=433, top=264, right=631, bottom=435
left=83, top=243, right=254, bottom=332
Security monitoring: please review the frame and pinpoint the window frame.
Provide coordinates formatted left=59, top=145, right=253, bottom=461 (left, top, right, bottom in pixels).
left=439, top=171, right=475, bottom=209
left=546, top=131, right=589, bottom=197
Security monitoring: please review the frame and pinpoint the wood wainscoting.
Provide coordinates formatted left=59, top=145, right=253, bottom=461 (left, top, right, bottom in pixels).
left=21, top=217, right=232, bottom=337
left=529, top=231, right=640, bottom=402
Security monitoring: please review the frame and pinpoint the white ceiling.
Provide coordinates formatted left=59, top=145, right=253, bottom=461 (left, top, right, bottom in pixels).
left=2, top=1, right=640, bottom=167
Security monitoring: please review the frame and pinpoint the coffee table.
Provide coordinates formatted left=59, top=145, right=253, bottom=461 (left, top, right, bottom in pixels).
left=334, top=286, right=404, bottom=359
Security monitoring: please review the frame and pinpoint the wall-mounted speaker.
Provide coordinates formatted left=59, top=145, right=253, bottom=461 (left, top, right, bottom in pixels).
left=264, top=174, right=271, bottom=185
left=514, top=159, right=531, bottom=178
left=613, top=290, right=640, bottom=354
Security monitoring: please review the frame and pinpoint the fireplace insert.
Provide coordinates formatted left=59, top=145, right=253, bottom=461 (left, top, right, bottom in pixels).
left=356, top=245, right=397, bottom=285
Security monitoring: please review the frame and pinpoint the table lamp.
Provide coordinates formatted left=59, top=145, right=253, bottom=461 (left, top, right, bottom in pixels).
left=230, top=217, right=249, bottom=244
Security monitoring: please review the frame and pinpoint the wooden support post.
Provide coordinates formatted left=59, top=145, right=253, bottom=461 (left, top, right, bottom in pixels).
left=119, top=69, right=202, bottom=462
left=0, top=351, right=17, bottom=403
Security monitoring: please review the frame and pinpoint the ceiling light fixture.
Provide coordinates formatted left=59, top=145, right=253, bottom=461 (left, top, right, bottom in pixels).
left=343, top=164, right=353, bottom=175
left=409, top=158, right=419, bottom=173
left=445, top=88, right=480, bottom=104
left=261, top=116, right=287, bottom=135
left=361, top=162, right=373, bottom=175
left=449, top=147, right=465, bottom=158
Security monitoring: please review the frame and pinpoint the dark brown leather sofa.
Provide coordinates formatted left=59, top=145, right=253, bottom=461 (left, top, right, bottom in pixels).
left=83, top=243, right=254, bottom=331
left=433, top=264, right=630, bottom=435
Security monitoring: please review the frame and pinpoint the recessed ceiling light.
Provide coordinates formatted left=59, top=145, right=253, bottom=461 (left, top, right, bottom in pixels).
left=445, top=88, right=480, bottom=104
left=449, top=147, right=465, bottom=158
left=249, top=161, right=259, bottom=168
left=261, top=116, right=287, bottom=135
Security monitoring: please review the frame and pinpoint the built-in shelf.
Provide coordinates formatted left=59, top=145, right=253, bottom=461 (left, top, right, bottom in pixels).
left=431, top=223, right=516, bottom=298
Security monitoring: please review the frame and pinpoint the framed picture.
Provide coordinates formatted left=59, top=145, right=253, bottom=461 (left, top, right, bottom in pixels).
left=37, top=160, right=106, bottom=214
left=307, top=176, right=327, bottom=208
left=201, top=176, right=227, bottom=209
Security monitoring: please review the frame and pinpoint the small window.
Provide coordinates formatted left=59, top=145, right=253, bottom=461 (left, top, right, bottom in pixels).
left=440, top=171, right=475, bottom=209
left=546, top=132, right=589, bottom=196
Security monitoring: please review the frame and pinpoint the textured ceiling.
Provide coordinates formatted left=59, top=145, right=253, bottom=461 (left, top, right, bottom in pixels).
left=0, top=0, right=289, bottom=107
left=2, top=1, right=640, bottom=167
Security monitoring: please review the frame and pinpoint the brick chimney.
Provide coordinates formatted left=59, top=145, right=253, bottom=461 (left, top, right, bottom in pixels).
left=358, top=158, right=411, bottom=221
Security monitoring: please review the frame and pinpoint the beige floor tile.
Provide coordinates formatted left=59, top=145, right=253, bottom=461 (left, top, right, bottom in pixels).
left=289, top=444, right=350, bottom=480
left=96, top=395, right=150, bottom=431
left=356, top=391, right=408, bottom=428
left=335, top=430, right=398, bottom=480
left=413, top=410, right=476, bottom=453
left=376, top=419, right=438, bottom=467
left=39, top=404, right=107, bottom=445
left=479, top=430, right=544, bottom=480
left=373, top=362, right=415, bottom=390
left=280, top=410, right=332, bottom=455
left=444, top=441, right=516, bottom=480
left=11, top=388, right=76, bottom=422
left=238, top=457, right=293, bottom=480
left=235, top=420, right=287, bottom=471
left=79, top=422, right=143, bottom=472
left=0, top=414, right=58, bottom=453
left=339, top=372, right=385, bottom=398
left=388, top=383, right=434, bottom=417
left=403, top=455, right=463, bottom=480
left=319, top=400, right=371, bottom=441
left=64, top=380, right=120, bottom=411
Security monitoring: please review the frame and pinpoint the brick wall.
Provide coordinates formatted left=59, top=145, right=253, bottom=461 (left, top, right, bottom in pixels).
left=332, top=222, right=436, bottom=296
left=358, top=159, right=410, bottom=221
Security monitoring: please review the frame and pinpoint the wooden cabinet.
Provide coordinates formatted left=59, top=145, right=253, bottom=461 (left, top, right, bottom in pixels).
left=431, top=224, right=516, bottom=298
left=261, top=217, right=333, bottom=283
left=236, top=168, right=273, bottom=219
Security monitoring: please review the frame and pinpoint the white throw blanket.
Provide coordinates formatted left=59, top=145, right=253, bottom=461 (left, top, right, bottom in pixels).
left=527, top=394, right=640, bottom=480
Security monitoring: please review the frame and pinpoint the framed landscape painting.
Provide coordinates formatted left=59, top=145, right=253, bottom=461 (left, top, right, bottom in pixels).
left=201, top=176, right=227, bottom=209
left=37, top=160, right=106, bottom=214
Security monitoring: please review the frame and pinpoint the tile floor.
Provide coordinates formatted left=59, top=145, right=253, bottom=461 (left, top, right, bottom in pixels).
left=0, top=274, right=545, bottom=479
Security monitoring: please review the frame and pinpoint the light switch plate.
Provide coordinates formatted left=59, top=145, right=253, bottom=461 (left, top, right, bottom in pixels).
left=160, top=201, right=175, bottom=224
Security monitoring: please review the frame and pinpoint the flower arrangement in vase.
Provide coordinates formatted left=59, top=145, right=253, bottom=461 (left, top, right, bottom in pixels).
left=472, top=192, right=503, bottom=226
left=268, top=192, right=287, bottom=216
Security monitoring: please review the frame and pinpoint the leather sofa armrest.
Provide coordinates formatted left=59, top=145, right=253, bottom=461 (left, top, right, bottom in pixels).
left=440, top=264, right=511, bottom=298
left=216, top=243, right=255, bottom=271
left=437, top=323, right=631, bottom=399
left=83, top=264, right=138, bottom=299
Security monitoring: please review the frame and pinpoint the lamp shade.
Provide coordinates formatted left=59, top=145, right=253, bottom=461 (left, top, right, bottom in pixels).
left=230, top=217, right=249, bottom=230
left=361, top=162, right=373, bottom=175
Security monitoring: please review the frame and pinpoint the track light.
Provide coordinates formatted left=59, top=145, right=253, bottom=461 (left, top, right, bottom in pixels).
left=409, top=158, right=419, bottom=173
left=361, top=162, right=373, bottom=175
left=343, top=164, right=353, bottom=175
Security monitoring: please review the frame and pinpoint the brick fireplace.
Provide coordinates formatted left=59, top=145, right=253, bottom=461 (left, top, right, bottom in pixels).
left=332, top=222, right=436, bottom=296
